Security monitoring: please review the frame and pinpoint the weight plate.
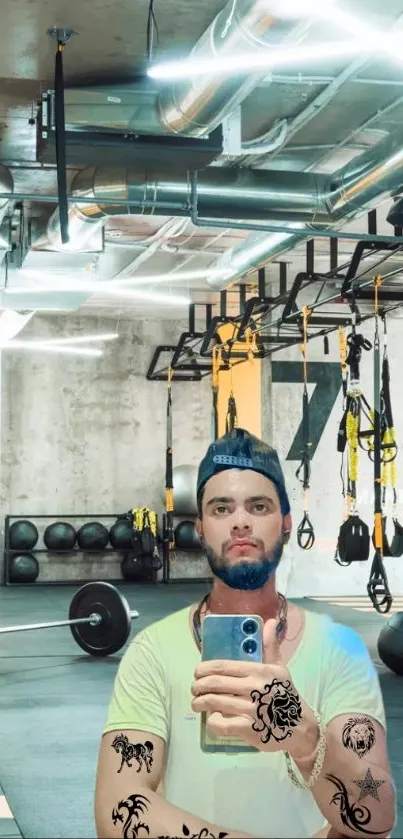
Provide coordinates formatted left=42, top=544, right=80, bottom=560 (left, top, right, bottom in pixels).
left=69, top=581, right=132, bottom=656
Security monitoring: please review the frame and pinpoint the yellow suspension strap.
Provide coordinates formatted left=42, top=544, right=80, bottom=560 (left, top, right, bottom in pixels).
left=338, top=326, right=348, bottom=401
left=337, top=314, right=372, bottom=519
left=165, top=366, right=175, bottom=562
left=295, top=306, right=315, bottom=550
left=211, top=344, right=222, bottom=441
left=367, top=276, right=393, bottom=614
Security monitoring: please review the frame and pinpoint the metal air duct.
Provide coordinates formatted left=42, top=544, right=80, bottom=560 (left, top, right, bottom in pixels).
left=0, top=164, right=13, bottom=229
left=46, top=125, right=403, bottom=258
left=59, top=0, right=310, bottom=140
left=209, top=126, right=403, bottom=288
left=156, top=0, right=309, bottom=138
left=45, top=165, right=331, bottom=250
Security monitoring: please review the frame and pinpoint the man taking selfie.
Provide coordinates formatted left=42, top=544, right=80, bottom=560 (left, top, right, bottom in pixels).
left=95, top=428, right=396, bottom=839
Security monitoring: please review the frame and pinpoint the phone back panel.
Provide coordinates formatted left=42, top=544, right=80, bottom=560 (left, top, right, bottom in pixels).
left=200, top=614, right=263, bottom=754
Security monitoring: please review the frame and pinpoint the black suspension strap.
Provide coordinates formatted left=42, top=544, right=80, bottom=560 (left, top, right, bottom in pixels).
left=165, top=367, right=175, bottom=558
left=367, top=277, right=393, bottom=614
left=296, top=306, right=315, bottom=550
left=379, top=315, right=403, bottom=557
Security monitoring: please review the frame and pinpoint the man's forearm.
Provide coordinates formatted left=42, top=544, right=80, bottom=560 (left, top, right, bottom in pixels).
left=288, top=720, right=396, bottom=839
left=96, top=786, right=256, bottom=839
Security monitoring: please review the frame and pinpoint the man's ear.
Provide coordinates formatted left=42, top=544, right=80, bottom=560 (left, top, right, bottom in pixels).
left=282, top=513, right=292, bottom=544
left=195, top=518, right=203, bottom=540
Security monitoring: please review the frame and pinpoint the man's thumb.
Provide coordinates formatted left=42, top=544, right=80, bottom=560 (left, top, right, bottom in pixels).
left=263, top=617, right=281, bottom=664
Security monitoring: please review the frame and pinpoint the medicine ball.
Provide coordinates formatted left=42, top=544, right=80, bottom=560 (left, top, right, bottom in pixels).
left=44, top=521, right=77, bottom=551
left=9, top=553, right=39, bottom=583
left=377, top=612, right=403, bottom=676
left=175, top=520, right=201, bottom=551
left=77, top=521, right=109, bottom=551
left=160, top=464, right=198, bottom=517
left=109, top=519, right=133, bottom=550
left=9, top=520, right=39, bottom=551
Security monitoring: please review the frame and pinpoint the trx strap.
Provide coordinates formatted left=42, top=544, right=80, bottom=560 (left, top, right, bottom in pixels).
left=225, top=390, right=238, bottom=434
left=335, top=312, right=372, bottom=566
left=131, top=507, right=161, bottom=570
left=296, top=306, right=315, bottom=550
left=379, top=315, right=403, bottom=557
left=165, top=367, right=175, bottom=555
left=212, top=345, right=221, bottom=441
left=367, top=277, right=393, bottom=614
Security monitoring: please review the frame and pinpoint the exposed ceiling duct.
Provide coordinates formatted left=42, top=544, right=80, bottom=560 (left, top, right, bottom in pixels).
left=59, top=0, right=310, bottom=139
left=0, top=163, right=13, bottom=232
left=45, top=126, right=403, bottom=277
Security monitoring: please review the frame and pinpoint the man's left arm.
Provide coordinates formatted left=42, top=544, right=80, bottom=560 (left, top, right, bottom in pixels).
left=289, top=710, right=396, bottom=838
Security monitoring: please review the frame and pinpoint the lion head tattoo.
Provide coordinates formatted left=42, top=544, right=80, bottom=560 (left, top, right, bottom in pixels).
left=341, top=717, right=376, bottom=759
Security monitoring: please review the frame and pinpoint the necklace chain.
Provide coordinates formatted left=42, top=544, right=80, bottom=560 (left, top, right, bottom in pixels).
left=192, top=592, right=288, bottom=651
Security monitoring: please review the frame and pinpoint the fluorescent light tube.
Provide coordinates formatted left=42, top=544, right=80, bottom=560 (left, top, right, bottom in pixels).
left=0, top=341, right=102, bottom=357
left=147, top=40, right=374, bottom=80
left=32, top=333, right=119, bottom=346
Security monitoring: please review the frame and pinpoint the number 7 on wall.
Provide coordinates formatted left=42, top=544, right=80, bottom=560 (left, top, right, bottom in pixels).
left=271, top=361, right=341, bottom=461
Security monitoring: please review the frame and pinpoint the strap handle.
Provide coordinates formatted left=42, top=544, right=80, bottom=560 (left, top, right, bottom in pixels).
left=297, top=512, right=315, bottom=550
left=367, top=549, right=393, bottom=614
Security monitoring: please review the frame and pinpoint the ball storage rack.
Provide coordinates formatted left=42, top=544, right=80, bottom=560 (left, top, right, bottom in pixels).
left=3, top=513, right=160, bottom=587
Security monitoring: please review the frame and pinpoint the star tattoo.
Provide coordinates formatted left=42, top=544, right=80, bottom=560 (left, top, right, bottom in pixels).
left=353, top=768, right=386, bottom=802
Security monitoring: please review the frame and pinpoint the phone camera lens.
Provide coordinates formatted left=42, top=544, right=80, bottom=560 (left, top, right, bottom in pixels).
left=242, top=619, right=257, bottom=636
left=242, top=637, right=258, bottom=656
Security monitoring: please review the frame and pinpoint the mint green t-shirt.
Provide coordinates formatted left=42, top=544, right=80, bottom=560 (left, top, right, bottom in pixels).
left=103, top=606, right=386, bottom=838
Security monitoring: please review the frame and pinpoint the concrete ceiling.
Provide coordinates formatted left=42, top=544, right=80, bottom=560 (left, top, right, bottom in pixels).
left=1, top=0, right=403, bottom=325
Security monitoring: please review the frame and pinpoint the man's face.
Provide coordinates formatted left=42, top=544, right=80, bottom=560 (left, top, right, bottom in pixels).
left=196, top=468, right=290, bottom=591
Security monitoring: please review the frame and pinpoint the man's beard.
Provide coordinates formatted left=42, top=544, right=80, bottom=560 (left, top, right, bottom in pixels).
left=202, top=538, right=284, bottom=591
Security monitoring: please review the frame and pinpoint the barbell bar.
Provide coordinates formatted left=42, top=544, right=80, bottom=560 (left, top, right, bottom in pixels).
left=0, top=581, right=139, bottom=657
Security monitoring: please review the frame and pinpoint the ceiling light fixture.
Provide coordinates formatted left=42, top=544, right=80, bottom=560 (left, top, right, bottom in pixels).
left=32, top=333, right=119, bottom=346
left=147, top=39, right=375, bottom=80
left=6, top=285, right=191, bottom=306
left=0, top=341, right=102, bottom=357
left=19, top=268, right=226, bottom=285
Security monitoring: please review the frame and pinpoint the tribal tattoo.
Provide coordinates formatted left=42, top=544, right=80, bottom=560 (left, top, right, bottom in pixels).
left=326, top=773, right=394, bottom=836
left=111, top=794, right=228, bottom=839
left=341, top=717, right=376, bottom=760
left=111, top=734, right=154, bottom=774
left=250, top=678, right=302, bottom=744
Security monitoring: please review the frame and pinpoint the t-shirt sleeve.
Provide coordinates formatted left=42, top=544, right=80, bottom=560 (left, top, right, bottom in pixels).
left=319, top=620, right=386, bottom=730
left=102, top=627, right=169, bottom=742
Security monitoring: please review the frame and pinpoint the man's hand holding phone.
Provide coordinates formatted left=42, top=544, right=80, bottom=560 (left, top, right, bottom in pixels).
left=191, top=618, right=319, bottom=758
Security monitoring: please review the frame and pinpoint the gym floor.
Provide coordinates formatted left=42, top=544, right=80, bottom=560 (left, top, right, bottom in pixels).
left=0, top=583, right=402, bottom=839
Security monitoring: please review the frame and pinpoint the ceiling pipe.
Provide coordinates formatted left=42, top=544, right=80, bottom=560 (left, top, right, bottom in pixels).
left=62, top=0, right=311, bottom=140
left=156, top=0, right=310, bottom=138
left=46, top=122, right=403, bottom=259
left=0, top=164, right=13, bottom=230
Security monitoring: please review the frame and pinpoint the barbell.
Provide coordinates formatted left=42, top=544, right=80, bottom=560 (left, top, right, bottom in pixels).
left=0, top=581, right=139, bottom=657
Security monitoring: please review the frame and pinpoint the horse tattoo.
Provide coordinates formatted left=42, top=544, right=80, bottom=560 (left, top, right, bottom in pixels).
left=112, top=733, right=154, bottom=774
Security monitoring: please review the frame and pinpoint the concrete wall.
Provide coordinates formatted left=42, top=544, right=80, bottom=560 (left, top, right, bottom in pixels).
left=272, top=313, right=403, bottom=600
left=3, top=308, right=402, bottom=601
left=0, top=314, right=213, bottom=583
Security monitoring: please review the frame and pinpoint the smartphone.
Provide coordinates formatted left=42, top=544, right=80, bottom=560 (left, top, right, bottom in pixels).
left=200, top=613, right=263, bottom=754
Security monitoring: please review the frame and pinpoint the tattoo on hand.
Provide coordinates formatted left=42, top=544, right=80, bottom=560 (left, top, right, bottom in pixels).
left=250, top=678, right=302, bottom=744
left=326, top=773, right=393, bottom=836
left=111, top=794, right=228, bottom=839
left=341, top=717, right=376, bottom=759
left=111, top=733, right=154, bottom=774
